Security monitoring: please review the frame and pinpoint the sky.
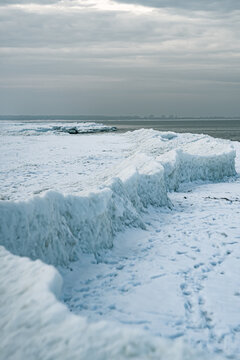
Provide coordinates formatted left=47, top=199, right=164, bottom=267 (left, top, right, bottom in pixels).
left=0, top=0, right=240, bottom=116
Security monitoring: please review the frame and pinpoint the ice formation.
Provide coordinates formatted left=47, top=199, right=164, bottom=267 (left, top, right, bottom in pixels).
left=0, top=245, right=209, bottom=360
left=0, top=129, right=236, bottom=266
left=0, top=124, right=237, bottom=360
left=0, top=121, right=117, bottom=136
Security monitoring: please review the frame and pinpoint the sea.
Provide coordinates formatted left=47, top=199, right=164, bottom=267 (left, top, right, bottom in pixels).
left=1, top=115, right=240, bottom=141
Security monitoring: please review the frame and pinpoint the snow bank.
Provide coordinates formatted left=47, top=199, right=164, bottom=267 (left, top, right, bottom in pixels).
left=0, top=132, right=236, bottom=266
left=0, top=246, right=209, bottom=360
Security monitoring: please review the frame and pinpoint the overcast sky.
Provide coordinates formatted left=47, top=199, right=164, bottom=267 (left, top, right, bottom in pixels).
left=0, top=0, right=240, bottom=116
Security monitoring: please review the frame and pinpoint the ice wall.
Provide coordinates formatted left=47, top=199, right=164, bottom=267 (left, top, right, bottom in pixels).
left=160, top=148, right=236, bottom=191
left=0, top=153, right=168, bottom=265
left=0, top=131, right=236, bottom=266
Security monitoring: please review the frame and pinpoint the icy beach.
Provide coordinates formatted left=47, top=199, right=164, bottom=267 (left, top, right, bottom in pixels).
left=1, top=121, right=240, bottom=360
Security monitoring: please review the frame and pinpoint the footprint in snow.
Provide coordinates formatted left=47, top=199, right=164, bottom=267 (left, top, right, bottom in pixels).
left=198, top=296, right=205, bottom=305
left=194, top=262, right=204, bottom=269
left=176, top=251, right=187, bottom=255
left=151, top=274, right=166, bottom=280
left=210, top=261, right=217, bottom=267
left=180, top=283, right=187, bottom=290
left=183, top=290, right=191, bottom=296
left=116, top=264, right=124, bottom=270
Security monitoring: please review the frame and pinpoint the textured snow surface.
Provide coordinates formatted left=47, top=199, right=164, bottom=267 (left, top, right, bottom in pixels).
left=62, top=181, right=240, bottom=359
left=0, top=127, right=236, bottom=266
left=0, top=123, right=239, bottom=359
left=0, top=246, right=206, bottom=360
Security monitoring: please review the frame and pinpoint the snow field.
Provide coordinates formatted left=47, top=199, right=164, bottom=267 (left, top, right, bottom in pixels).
left=0, top=124, right=238, bottom=360
left=0, top=246, right=207, bottom=360
left=62, top=180, right=240, bottom=358
left=0, top=130, right=235, bottom=266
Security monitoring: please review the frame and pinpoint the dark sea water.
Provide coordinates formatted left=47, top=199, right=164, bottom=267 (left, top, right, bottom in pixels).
left=1, top=116, right=240, bottom=142
left=99, top=119, right=240, bottom=142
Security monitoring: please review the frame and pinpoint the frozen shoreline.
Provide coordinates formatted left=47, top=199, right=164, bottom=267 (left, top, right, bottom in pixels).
left=0, top=123, right=240, bottom=359
left=0, top=128, right=236, bottom=265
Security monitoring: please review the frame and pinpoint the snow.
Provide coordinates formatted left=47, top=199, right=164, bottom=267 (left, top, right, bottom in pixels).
left=0, top=121, right=117, bottom=136
left=0, top=246, right=205, bottom=360
left=0, top=130, right=131, bottom=201
left=0, top=126, right=235, bottom=267
left=61, top=180, right=240, bottom=358
left=0, top=120, right=239, bottom=359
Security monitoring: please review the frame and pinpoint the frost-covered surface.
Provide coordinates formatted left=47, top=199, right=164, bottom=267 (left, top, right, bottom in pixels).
left=0, top=128, right=131, bottom=201
left=1, top=246, right=205, bottom=360
left=0, top=127, right=235, bottom=266
left=0, top=126, right=236, bottom=202
left=62, top=180, right=240, bottom=359
left=0, top=122, right=239, bottom=359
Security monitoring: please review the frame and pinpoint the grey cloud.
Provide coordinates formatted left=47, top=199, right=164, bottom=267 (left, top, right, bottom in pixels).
left=115, top=0, right=240, bottom=12
left=1, top=4, right=239, bottom=49
left=0, top=1, right=239, bottom=115
left=0, top=0, right=58, bottom=4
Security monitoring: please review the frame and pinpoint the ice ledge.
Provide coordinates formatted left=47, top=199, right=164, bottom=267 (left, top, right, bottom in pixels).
left=0, top=140, right=236, bottom=266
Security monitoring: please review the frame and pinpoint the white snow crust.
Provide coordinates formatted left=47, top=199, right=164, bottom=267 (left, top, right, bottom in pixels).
left=0, top=128, right=235, bottom=266
left=0, top=122, right=238, bottom=360
left=0, top=246, right=206, bottom=360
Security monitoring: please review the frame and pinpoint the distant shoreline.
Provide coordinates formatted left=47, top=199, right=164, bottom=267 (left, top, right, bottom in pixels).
left=1, top=115, right=240, bottom=121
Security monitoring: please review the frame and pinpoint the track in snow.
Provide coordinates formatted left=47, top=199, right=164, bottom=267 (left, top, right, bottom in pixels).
left=61, top=179, right=240, bottom=359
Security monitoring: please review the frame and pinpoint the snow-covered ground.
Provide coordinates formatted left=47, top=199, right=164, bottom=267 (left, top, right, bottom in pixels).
left=0, top=121, right=240, bottom=359
left=62, top=181, right=240, bottom=358
left=0, top=121, right=124, bottom=201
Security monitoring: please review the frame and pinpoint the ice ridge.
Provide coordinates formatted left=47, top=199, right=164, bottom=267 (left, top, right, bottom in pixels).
left=0, top=137, right=236, bottom=266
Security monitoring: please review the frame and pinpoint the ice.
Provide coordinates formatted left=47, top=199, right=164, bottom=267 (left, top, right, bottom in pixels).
left=0, top=153, right=168, bottom=266
left=0, top=121, right=117, bottom=136
left=0, top=130, right=131, bottom=201
left=0, top=246, right=206, bottom=360
left=159, top=147, right=235, bottom=191
left=61, top=180, right=240, bottom=358
left=0, top=131, right=235, bottom=266
left=0, top=123, right=238, bottom=359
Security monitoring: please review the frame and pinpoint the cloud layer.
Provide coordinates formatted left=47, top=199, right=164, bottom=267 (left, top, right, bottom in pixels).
left=0, top=0, right=239, bottom=115
left=115, top=0, right=240, bottom=12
